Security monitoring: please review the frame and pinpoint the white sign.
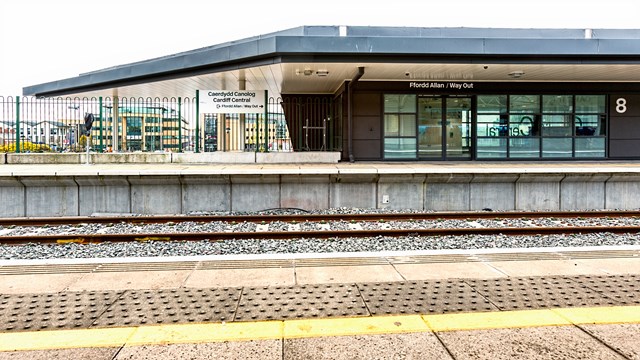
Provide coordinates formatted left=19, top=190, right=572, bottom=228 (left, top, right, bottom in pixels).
left=199, top=90, right=266, bottom=114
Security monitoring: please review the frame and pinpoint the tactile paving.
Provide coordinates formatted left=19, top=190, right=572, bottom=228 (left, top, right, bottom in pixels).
left=0, top=291, right=122, bottom=331
left=466, top=276, right=616, bottom=311
left=234, top=283, right=368, bottom=321
left=570, top=274, right=640, bottom=305
left=92, top=288, right=241, bottom=327
left=357, top=280, right=497, bottom=315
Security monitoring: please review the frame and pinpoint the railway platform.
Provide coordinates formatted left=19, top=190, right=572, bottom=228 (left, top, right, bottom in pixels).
left=1, top=160, right=640, bottom=217
left=1, top=246, right=639, bottom=359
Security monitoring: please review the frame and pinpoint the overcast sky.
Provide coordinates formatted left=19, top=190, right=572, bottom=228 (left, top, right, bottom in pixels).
left=1, top=0, right=639, bottom=96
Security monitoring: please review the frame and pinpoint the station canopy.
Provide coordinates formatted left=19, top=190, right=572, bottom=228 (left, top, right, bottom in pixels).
left=23, top=26, right=640, bottom=99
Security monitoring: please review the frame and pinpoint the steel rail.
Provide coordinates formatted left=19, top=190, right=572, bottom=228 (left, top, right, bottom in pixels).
left=0, top=210, right=639, bottom=227
left=1, top=225, right=639, bottom=245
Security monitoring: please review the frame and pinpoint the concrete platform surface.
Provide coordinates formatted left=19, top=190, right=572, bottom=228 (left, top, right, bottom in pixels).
left=1, top=248, right=639, bottom=359
left=2, top=160, right=640, bottom=177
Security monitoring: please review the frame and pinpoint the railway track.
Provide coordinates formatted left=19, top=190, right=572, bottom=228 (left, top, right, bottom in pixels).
left=1, top=210, right=639, bottom=245
left=1, top=210, right=640, bottom=227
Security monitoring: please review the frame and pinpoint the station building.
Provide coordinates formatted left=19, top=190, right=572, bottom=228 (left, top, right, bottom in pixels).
left=24, top=26, right=640, bottom=162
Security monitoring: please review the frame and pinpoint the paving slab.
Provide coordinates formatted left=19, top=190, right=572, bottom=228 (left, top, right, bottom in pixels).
left=295, top=265, right=404, bottom=284
left=486, top=259, right=609, bottom=277
left=184, top=268, right=295, bottom=288
left=235, top=283, right=368, bottom=321
left=581, top=323, right=640, bottom=359
left=114, top=340, right=282, bottom=360
left=394, top=262, right=506, bottom=280
left=574, top=258, right=640, bottom=275
left=92, top=288, right=242, bottom=327
left=358, top=280, right=498, bottom=315
left=0, top=290, right=123, bottom=332
left=65, top=271, right=192, bottom=291
left=284, top=332, right=453, bottom=360
left=466, top=276, right=618, bottom=311
left=0, top=274, right=87, bottom=294
left=438, top=326, right=626, bottom=360
left=0, top=348, right=120, bottom=360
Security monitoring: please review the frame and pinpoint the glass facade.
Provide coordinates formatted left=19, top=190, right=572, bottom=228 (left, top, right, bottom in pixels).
left=383, top=93, right=607, bottom=160
left=476, top=94, right=606, bottom=159
left=383, top=94, right=417, bottom=159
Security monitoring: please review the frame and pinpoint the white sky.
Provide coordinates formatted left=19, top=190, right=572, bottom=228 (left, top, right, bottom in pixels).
left=1, top=0, right=639, bottom=96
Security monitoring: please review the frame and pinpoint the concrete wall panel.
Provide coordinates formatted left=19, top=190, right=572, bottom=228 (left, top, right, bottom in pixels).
left=20, top=177, right=79, bottom=217
left=180, top=175, right=231, bottom=213
left=230, top=175, right=280, bottom=212
left=128, top=176, right=182, bottom=214
left=0, top=178, right=25, bottom=217
left=330, top=174, right=377, bottom=209
left=470, top=183, right=515, bottom=211
left=560, top=174, right=611, bottom=211
left=75, top=176, right=131, bottom=216
left=378, top=174, right=426, bottom=210
left=424, top=174, right=472, bottom=211
left=515, top=174, right=564, bottom=211
left=469, top=174, right=518, bottom=211
left=281, top=175, right=330, bottom=210
left=606, top=175, right=640, bottom=209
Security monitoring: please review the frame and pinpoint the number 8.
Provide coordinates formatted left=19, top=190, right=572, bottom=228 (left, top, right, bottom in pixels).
left=616, top=98, right=627, bottom=113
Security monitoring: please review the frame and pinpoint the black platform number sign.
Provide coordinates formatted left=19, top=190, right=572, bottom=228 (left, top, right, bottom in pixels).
left=84, top=113, right=94, bottom=136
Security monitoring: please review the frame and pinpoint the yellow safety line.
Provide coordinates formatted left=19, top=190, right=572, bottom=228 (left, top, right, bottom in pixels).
left=283, top=315, right=428, bottom=339
left=1, top=306, right=639, bottom=352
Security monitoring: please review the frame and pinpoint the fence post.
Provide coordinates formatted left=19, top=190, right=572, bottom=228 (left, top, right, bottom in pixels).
left=195, top=90, right=200, bottom=153
left=264, top=90, right=268, bottom=152
left=15, top=97, right=20, bottom=154
left=99, top=97, right=104, bottom=152
left=178, top=97, right=182, bottom=152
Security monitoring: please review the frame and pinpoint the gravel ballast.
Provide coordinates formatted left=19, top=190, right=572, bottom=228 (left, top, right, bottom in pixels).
left=1, top=209, right=639, bottom=260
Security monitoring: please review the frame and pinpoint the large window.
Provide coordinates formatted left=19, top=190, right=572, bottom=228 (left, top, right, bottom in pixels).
left=383, top=94, right=416, bottom=159
left=477, top=95, right=606, bottom=159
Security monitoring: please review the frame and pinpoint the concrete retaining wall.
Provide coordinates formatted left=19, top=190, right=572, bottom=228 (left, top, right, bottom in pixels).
left=1, top=172, right=639, bottom=217
left=5, top=152, right=340, bottom=164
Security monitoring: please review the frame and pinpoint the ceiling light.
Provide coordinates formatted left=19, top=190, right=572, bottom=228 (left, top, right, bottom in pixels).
left=508, top=71, right=525, bottom=79
left=296, top=69, right=314, bottom=76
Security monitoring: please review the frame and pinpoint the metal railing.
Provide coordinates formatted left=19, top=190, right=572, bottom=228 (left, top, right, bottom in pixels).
left=0, top=95, right=335, bottom=154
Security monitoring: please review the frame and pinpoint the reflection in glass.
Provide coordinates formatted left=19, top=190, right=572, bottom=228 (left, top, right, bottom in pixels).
left=477, top=138, right=507, bottom=158
left=542, top=115, right=572, bottom=136
left=446, top=97, right=471, bottom=158
left=418, top=97, right=442, bottom=157
left=543, top=138, right=572, bottom=157
left=477, top=95, right=507, bottom=114
left=384, top=114, right=416, bottom=137
left=575, top=138, right=605, bottom=157
left=509, top=138, right=539, bottom=158
left=384, top=94, right=416, bottom=113
left=384, top=138, right=417, bottom=159
left=575, top=115, right=606, bottom=136
left=543, top=95, right=572, bottom=113
left=509, top=115, right=537, bottom=137
left=576, top=95, right=605, bottom=113
left=510, top=95, right=540, bottom=113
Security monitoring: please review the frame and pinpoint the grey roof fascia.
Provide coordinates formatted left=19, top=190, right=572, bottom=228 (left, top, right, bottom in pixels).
left=24, top=30, right=640, bottom=96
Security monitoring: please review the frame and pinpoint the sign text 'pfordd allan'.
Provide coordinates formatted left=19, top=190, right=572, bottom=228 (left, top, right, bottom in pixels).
left=409, top=82, right=474, bottom=89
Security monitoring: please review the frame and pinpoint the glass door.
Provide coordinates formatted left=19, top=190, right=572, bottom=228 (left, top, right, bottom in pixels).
left=418, top=97, right=442, bottom=158
left=446, top=97, right=472, bottom=159
left=418, top=96, right=472, bottom=159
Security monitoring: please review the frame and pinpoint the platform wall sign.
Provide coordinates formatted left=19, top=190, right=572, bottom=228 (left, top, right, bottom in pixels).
left=199, top=90, right=266, bottom=114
